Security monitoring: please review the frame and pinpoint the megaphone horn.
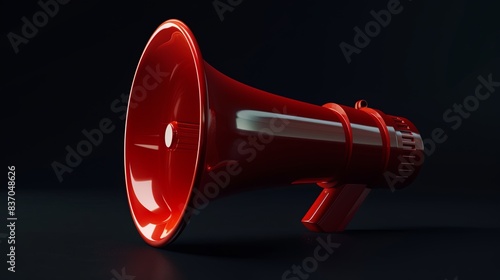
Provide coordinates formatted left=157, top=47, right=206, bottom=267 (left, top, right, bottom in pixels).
left=124, top=19, right=424, bottom=247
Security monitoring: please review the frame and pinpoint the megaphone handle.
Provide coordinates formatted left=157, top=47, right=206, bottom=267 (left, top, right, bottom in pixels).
left=301, top=184, right=370, bottom=232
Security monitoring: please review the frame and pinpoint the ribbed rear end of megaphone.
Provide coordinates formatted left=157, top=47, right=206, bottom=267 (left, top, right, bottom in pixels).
left=124, top=19, right=424, bottom=247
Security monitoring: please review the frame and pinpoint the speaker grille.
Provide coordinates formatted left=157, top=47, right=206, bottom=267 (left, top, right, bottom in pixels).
left=393, top=117, right=416, bottom=150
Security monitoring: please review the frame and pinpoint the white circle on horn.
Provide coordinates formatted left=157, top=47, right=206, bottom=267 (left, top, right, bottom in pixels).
left=165, top=123, right=174, bottom=148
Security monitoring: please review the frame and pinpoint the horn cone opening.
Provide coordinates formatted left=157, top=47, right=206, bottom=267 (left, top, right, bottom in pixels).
left=124, top=19, right=207, bottom=247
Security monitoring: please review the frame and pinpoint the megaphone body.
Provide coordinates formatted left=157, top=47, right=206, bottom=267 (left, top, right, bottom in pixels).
left=124, top=20, right=424, bottom=247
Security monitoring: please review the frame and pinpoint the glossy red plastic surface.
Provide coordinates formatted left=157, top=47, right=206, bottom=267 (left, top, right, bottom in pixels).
left=124, top=19, right=424, bottom=247
left=302, top=184, right=370, bottom=232
left=124, top=20, right=206, bottom=247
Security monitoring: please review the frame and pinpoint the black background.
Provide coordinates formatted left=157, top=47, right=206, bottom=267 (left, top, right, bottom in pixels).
left=1, top=0, right=500, bottom=279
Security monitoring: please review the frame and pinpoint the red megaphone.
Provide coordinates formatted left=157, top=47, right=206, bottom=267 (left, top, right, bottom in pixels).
left=124, top=19, right=424, bottom=247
